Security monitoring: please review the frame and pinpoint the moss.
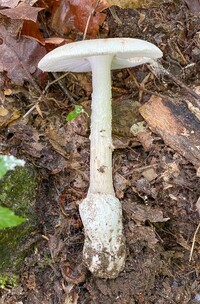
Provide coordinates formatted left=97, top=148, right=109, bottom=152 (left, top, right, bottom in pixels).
left=0, top=166, right=38, bottom=281
left=0, top=167, right=37, bottom=216
left=0, top=273, right=18, bottom=288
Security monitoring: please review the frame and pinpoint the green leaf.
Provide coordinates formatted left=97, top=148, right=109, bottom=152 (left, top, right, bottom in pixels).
left=66, top=105, right=84, bottom=121
left=0, top=155, right=25, bottom=179
left=0, top=207, right=26, bottom=229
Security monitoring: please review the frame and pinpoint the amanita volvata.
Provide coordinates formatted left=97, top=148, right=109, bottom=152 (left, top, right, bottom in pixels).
left=38, top=38, right=162, bottom=278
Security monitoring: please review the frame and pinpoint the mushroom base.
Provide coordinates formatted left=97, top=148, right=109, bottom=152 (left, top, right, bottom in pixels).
left=79, top=193, right=126, bottom=279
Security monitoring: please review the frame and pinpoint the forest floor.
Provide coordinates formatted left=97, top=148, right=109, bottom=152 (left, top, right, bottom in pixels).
left=0, top=1, right=200, bottom=303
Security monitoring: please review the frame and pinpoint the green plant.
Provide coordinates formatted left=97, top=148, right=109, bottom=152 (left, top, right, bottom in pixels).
left=66, top=105, right=88, bottom=121
left=0, top=155, right=26, bottom=229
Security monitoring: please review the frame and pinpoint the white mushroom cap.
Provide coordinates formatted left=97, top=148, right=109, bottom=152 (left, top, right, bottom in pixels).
left=38, top=38, right=163, bottom=72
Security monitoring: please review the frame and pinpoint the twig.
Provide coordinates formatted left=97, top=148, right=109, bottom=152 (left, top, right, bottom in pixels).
left=51, top=72, right=77, bottom=103
left=23, top=72, right=77, bottom=118
left=189, top=222, right=200, bottom=262
left=83, top=0, right=101, bottom=40
left=23, top=103, right=39, bottom=118
left=109, top=7, right=122, bottom=25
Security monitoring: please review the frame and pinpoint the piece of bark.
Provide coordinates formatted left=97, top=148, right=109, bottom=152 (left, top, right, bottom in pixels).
left=139, top=95, right=200, bottom=170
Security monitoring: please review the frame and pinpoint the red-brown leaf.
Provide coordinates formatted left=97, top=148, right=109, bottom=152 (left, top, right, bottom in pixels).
left=0, top=24, right=46, bottom=85
left=21, top=20, right=45, bottom=44
left=51, top=0, right=109, bottom=38
left=21, top=20, right=73, bottom=51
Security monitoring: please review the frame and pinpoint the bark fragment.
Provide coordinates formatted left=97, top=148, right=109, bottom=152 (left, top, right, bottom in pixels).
left=139, top=95, right=200, bottom=170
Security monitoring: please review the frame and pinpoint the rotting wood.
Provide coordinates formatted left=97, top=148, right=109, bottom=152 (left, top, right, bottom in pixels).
left=139, top=95, right=200, bottom=170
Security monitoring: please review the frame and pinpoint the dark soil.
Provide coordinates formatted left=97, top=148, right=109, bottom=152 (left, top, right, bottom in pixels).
left=1, top=1, right=200, bottom=303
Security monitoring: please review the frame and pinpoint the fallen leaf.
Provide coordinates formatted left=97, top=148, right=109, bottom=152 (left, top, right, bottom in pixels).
left=61, top=262, right=86, bottom=284
left=142, top=168, right=158, bottom=182
left=21, top=20, right=45, bottom=44
left=8, top=123, right=44, bottom=158
left=0, top=24, right=46, bottom=84
left=114, top=172, right=130, bottom=198
left=51, top=0, right=109, bottom=38
left=196, top=197, right=200, bottom=216
left=0, top=2, right=44, bottom=22
left=184, top=0, right=200, bottom=13
left=21, top=20, right=72, bottom=50
left=135, top=177, right=157, bottom=199
left=0, top=0, right=20, bottom=8
left=107, top=0, right=161, bottom=8
left=26, top=273, right=36, bottom=291
left=123, top=201, right=170, bottom=223
left=128, top=223, right=158, bottom=249
left=36, top=0, right=56, bottom=10
left=0, top=106, right=20, bottom=128
left=48, top=234, right=65, bottom=259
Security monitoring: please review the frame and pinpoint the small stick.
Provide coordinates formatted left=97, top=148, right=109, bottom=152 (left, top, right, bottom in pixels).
left=83, top=0, right=101, bottom=40
left=23, top=72, right=77, bottom=118
left=189, top=222, right=200, bottom=262
left=52, top=72, right=77, bottom=104
left=109, top=7, right=122, bottom=25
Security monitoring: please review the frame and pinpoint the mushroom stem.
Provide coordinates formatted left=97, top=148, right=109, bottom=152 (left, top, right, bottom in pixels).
left=88, top=55, right=114, bottom=194
left=79, top=55, right=126, bottom=278
left=37, top=37, right=163, bottom=279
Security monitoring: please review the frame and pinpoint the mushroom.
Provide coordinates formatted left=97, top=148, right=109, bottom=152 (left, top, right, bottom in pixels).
left=38, top=38, right=162, bottom=278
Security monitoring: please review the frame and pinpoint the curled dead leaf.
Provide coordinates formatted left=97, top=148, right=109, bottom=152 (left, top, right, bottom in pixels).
left=0, top=106, right=20, bottom=128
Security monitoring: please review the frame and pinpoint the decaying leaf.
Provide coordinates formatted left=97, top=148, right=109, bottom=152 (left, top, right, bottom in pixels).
left=8, top=123, right=44, bottom=158
left=21, top=20, right=72, bottom=48
left=0, top=2, right=44, bottom=22
left=107, top=0, right=161, bottom=9
left=0, top=24, right=46, bottom=84
left=0, top=106, right=20, bottom=128
left=114, top=172, right=131, bottom=198
left=128, top=223, right=158, bottom=249
left=0, top=0, right=20, bottom=8
left=50, top=0, right=109, bottom=38
left=196, top=197, right=200, bottom=216
left=184, top=0, right=200, bottom=13
left=123, top=201, right=170, bottom=223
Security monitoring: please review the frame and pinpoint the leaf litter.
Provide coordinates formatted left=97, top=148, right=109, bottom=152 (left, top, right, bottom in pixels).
left=0, top=0, right=200, bottom=303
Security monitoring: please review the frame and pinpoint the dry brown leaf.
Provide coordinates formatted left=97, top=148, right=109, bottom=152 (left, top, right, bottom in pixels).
left=0, top=0, right=20, bottom=8
left=128, top=223, right=158, bottom=249
left=107, top=0, right=161, bottom=9
left=51, top=0, right=109, bottom=38
left=48, top=234, right=65, bottom=259
left=0, top=24, right=46, bottom=84
left=142, top=168, right=158, bottom=182
left=184, top=0, right=200, bottom=13
left=46, top=125, right=70, bottom=159
left=0, top=2, right=44, bottom=22
left=123, top=201, right=170, bottom=223
left=0, top=106, right=20, bottom=128
left=196, top=197, right=200, bottom=216
left=8, top=123, right=44, bottom=158
left=114, top=172, right=130, bottom=199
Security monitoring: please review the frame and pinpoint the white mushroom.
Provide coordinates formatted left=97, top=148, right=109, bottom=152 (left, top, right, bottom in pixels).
left=38, top=38, right=162, bottom=278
